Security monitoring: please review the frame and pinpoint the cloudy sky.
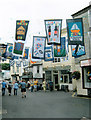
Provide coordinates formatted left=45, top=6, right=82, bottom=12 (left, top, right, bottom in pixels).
left=0, top=0, right=90, bottom=47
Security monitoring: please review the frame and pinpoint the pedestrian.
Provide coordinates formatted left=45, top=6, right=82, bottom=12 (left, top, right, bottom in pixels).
left=33, top=79, right=37, bottom=92
left=2, top=80, right=7, bottom=96
left=30, top=80, right=34, bottom=92
left=8, top=81, right=13, bottom=96
left=48, top=81, right=53, bottom=91
left=20, top=80, right=26, bottom=98
left=13, top=81, right=19, bottom=95
left=27, top=80, right=30, bottom=90
left=42, top=80, right=46, bottom=92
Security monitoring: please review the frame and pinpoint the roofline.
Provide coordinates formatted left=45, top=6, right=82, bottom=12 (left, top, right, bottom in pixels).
left=71, top=5, right=91, bottom=18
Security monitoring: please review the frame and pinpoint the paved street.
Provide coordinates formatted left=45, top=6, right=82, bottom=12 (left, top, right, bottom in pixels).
left=1, top=89, right=91, bottom=119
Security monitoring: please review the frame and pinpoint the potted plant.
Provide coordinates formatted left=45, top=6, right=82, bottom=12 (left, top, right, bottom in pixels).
left=71, top=71, right=80, bottom=80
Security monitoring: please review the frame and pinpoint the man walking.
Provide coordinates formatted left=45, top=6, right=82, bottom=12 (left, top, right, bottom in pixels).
left=2, top=80, right=6, bottom=96
left=13, top=81, right=19, bottom=95
left=20, top=80, right=26, bottom=98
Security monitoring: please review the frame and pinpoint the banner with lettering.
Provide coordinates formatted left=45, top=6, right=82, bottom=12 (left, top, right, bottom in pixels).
left=66, top=18, right=84, bottom=45
left=45, top=19, right=62, bottom=44
left=15, top=20, right=29, bottom=41
left=54, top=37, right=66, bottom=57
left=9, top=60, right=15, bottom=66
left=16, top=60, right=22, bottom=67
left=44, top=46, right=54, bottom=61
left=23, top=60, right=29, bottom=67
left=32, top=36, right=46, bottom=59
left=13, top=41, right=24, bottom=56
left=71, top=45, right=85, bottom=58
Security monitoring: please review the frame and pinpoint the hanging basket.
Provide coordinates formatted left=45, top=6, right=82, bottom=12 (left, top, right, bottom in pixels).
left=71, top=71, right=80, bottom=80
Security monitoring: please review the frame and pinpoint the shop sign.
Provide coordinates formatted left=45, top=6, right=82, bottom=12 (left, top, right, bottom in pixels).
left=81, top=59, right=91, bottom=67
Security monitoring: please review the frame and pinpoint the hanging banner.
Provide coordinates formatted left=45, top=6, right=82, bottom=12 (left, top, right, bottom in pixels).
left=16, top=60, right=22, bottom=67
left=13, top=41, right=24, bottom=56
left=0, top=44, right=7, bottom=57
left=71, top=45, right=85, bottom=58
left=32, top=36, right=46, bottom=59
left=54, top=37, right=66, bottom=57
left=44, top=46, right=54, bottom=61
left=23, top=47, right=29, bottom=59
left=23, top=60, right=29, bottom=67
left=15, top=20, right=29, bottom=41
left=45, top=19, right=62, bottom=44
left=9, top=60, right=15, bottom=66
left=5, top=43, right=13, bottom=59
left=66, top=18, right=84, bottom=45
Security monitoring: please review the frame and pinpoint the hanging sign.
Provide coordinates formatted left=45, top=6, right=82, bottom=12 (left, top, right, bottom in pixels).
left=45, top=19, right=62, bottom=44
left=32, top=36, right=46, bottom=59
left=13, top=41, right=24, bottom=56
left=15, top=20, right=29, bottom=41
left=44, top=46, right=54, bottom=61
left=54, top=37, right=66, bottom=57
left=23, top=47, right=29, bottom=59
left=66, top=18, right=84, bottom=45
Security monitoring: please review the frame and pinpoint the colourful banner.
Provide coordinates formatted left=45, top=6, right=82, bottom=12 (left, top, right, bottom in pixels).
left=16, top=60, right=22, bottom=67
left=66, top=18, right=84, bottom=45
left=5, top=43, right=13, bottom=59
left=71, top=45, right=85, bottom=58
left=9, top=60, right=15, bottom=66
left=44, top=46, right=54, bottom=61
left=45, top=19, right=62, bottom=44
left=0, top=44, right=7, bottom=57
left=32, top=36, right=46, bottom=59
left=54, top=37, right=66, bottom=57
left=23, top=47, right=29, bottom=59
left=15, top=20, right=29, bottom=41
left=13, top=41, right=24, bottom=56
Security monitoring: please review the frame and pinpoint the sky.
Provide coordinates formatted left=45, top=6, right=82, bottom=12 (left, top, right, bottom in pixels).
left=0, top=0, right=90, bottom=48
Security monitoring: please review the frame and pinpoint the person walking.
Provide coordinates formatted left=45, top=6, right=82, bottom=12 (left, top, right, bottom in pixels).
left=30, top=80, right=34, bottom=92
left=42, top=80, right=46, bottom=92
left=8, top=81, right=13, bottom=96
left=13, top=81, right=19, bottom=95
left=20, top=80, right=26, bottom=98
left=33, top=79, right=37, bottom=92
left=2, top=80, right=7, bottom=96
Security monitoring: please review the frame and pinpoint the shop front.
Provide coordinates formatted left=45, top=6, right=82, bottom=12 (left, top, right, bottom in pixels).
left=44, top=65, right=73, bottom=91
left=81, top=59, right=91, bottom=96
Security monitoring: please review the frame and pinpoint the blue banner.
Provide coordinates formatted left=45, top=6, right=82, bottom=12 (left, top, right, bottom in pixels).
left=66, top=18, right=84, bottom=45
left=44, top=46, right=54, bottom=61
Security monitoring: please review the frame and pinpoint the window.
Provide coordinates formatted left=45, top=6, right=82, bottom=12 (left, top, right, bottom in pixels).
left=60, top=74, right=70, bottom=83
left=17, top=66, right=19, bottom=73
left=37, top=66, right=39, bottom=73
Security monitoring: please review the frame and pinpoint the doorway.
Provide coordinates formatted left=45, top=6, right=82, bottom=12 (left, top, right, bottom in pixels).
left=54, top=74, right=58, bottom=89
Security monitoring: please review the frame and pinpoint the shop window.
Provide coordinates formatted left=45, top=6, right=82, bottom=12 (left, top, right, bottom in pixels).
left=60, top=74, right=70, bottom=83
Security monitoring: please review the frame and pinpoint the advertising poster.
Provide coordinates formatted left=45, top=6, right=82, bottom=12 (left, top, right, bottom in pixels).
left=23, top=47, right=29, bottom=59
left=54, top=37, right=66, bottom=57
left=13, top=41, right=24, bottom=56
left=32, top=36, right=46, bottom=59
left=15, top=20, right=29, bottom=41
left=66, top=18, right=84, bottom=45
left=45, top=19, right=62, bottom=44
left=71, top=45, right=85, bottom=58
left=44, top=46, right=54, bottom=61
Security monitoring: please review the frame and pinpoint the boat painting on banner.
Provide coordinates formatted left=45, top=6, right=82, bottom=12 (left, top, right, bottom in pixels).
left=66, top=18, right=84, bottom=45
left=32, top=36, right=46, bottom=59
left=13, top=41, right=24, bottom=56
left=45, top=19, right=62, bottom=45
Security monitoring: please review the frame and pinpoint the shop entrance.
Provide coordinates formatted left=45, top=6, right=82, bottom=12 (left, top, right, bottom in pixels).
left=54, top=74, right=58, bottom=89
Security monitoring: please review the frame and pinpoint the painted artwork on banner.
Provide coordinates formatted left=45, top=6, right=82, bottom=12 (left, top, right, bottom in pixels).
left=13, top=42, right=24, bottom=56
left=66, top=18, right=84, bottom=45
left=6, top=43, right=13, bottom=59
left=32, top=36, right=46, bottom=59
left=0, top=44, right=7, bottom=57
left=15, top=20, right=29, bottom=41
left=54, top=37, right=66, bottom=57
left=44, top=46, right=54, bottom=61
left=71, top=45, right=85, bottom=58
left=23, top=47, right=29, bottom=59
left=45, top=19, right=62, bottom=44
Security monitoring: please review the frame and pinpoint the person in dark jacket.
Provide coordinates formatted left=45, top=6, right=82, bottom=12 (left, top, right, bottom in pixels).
left=8, top=81, right=13, bottom=96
